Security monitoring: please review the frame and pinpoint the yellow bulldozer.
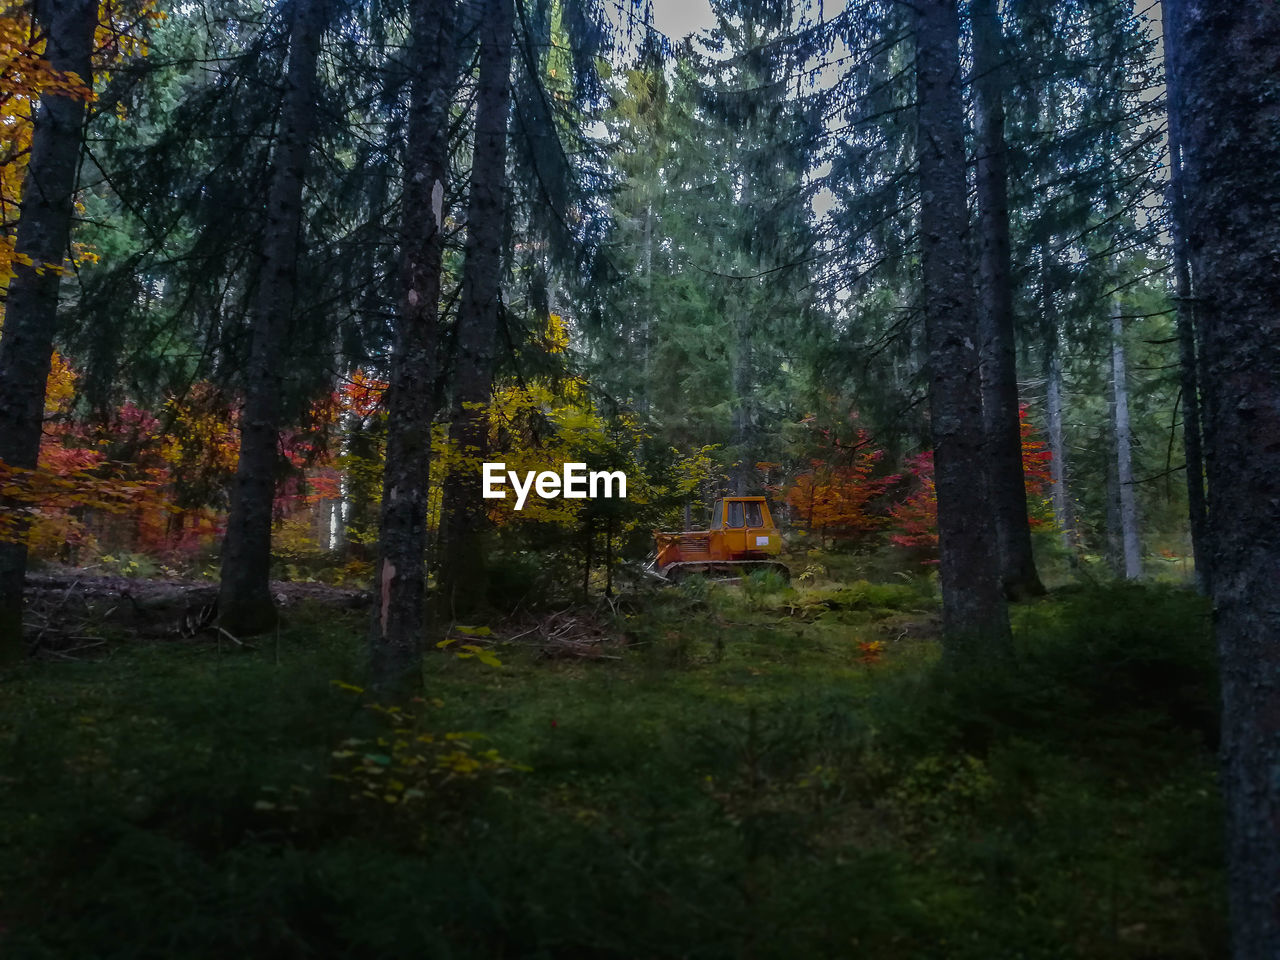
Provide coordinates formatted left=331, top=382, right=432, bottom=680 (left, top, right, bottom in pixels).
left=650, top=496, right=790, bottom=582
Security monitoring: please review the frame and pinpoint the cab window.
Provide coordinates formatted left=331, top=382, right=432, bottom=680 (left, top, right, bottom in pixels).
left=710, top=500, right=724, bottom=530
left=744, top=501, right=763, bottom=527
left=726, top=501, right=745, bottom=528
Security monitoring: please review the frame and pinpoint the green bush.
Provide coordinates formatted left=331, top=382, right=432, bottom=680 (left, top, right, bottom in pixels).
left=740, top=568, right=789, bottom=607
left=868, top=583, right=1217, bottom=763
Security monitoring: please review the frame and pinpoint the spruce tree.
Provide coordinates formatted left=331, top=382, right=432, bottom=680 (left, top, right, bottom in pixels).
left=971, top=0, right=1044, bottom=598
left=370, top=0, right=459, bottom=687
left=1171, top=3, right=1280, bottom=954
left=0, top=0, right=97, bottom=654
left=219, top=0, right=332, bottom=635
left=438, top=0, right=516, bottom=615
left=913, top=0, right=1010, bottom=655
left=1160, top=0, right=1209, bottom=593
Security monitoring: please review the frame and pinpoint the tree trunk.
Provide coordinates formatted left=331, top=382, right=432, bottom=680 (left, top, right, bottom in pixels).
left=219, top=0, right=327, bottom=635
left=732, top=316, right=752, bottom=496
left=438, top=0, right=515, bottom=617
left=1109, top=297, right=1141, bottom=579
left=1103, top=417, right=1123, bottom=577
left=1172, top=3, right=1280, bottom=955
left=913, top=0, right=1010, bottom=659
left=972, top=0, right=1044, bottom=600
left=1161, top=0, right=1210, bottom=595
left=1041, top=247, right=1079, bottom=556
left=605, top=510, right=614, bottom=598
left=732, top=140, right=757, bottom=498
left=370, top=0, right=457, bottom=688
left=581, top=516, right=592, bottom=603
left=0, top=0, right=96, bottom=656
left=641, top=201, right=653, bottom=415
left=342, top=416, right=379, bottom=559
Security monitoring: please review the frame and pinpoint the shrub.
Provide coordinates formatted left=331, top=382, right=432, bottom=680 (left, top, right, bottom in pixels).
left=740, top=568, right=789, bottom=607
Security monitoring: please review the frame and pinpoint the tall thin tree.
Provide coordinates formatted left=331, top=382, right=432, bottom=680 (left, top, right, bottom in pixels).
left=913, top=0, right=1011, bottom=657
left=371, top=0, right=458, bottom=686
left=1109, top=295, right=1141, bottom=580
left=219, top=0, right=329, bottom=635
left=1171, top=3, right=1280, bottom=956
left=1160, top=0, right=1209, bottom=594
left=0, top=0, right=97, bottom=655
left=1040, top=233, right=1079, bottom=555
left=971, top=0, right=1044, bottom=599
left=438, top=0, right=516, bottom=616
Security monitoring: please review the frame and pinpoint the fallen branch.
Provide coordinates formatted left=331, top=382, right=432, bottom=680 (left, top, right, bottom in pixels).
left=216, top=626, right=256, bottom=650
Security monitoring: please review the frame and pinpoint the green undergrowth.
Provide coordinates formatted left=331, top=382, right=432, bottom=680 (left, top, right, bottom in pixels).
left=0, top=584, right=1224, bottom=958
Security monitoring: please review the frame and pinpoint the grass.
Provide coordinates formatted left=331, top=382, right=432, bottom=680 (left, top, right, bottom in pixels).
left=0, top=579, right=1224, bottom=958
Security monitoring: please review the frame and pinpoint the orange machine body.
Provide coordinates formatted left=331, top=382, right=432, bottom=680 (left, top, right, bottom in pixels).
left=653, top=497, right=787, bottom=580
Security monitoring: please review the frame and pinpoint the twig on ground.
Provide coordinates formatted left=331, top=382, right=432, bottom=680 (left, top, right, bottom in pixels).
left=217, top=626, right=256, bottom=650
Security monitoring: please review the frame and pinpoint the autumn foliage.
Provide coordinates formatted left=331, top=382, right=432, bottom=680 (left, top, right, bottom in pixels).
left=3, top=339, right=702, bottom=579
left=887, top=450, right=937, bottom=556
left=890, top=405, right=1054, bottom=561
left=784, top=433, right=900, bottom=544
left=0, top=1, right=163, bottom=290
left=0, top=354, right=380, bottom=565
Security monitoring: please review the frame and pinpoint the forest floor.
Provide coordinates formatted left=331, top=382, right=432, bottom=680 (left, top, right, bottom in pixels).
left=0, top=563, right=1224, bottom=958
left=21, top=566, right=370, bottom=652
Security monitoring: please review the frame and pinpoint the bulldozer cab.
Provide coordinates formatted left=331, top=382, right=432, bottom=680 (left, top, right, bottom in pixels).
left=710, top=498, right=768, bottom=530
left=709, top=497, right=778, bottom=559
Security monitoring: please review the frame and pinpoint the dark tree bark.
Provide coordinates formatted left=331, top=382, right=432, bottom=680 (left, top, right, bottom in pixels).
left=913, top=0, right=1011, bottom=659
left=1171, top=2, right=1280, bottom=956
left=0, top=0, right=96, bottom=656
left=438, top=0, right=515, bottom=616
left=971, top=0, right=1044, bottom=600
left=1161, top=0, right=1210, bottom=595
left=370, top=0, right=458, bottom=687
left=219, top=0, right=328, bottom=635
